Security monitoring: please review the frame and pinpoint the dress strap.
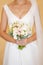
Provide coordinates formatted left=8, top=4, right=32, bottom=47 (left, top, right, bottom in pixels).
left=3, top=4, right=11, bottom=18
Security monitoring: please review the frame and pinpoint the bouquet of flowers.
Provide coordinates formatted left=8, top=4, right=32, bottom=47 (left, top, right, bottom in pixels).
left=8, top=21, right=32, bottom=50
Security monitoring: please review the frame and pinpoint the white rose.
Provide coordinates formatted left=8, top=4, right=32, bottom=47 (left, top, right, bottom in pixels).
left=22, top=25, right=27, bottom=31
left=21, top=30, right=25, bottom=35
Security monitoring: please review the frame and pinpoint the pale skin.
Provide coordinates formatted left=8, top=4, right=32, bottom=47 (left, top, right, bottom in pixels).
left=0, top=0, right=37, bottom=46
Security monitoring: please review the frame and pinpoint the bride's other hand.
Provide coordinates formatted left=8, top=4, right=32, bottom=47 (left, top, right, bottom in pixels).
left=16, top=38, right=27, bottom=46
left=16, top=32, right=36, bottom=46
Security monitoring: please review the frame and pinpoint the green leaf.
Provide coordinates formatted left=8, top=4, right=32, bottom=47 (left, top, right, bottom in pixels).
left=18, top=45, right=25, bottom=50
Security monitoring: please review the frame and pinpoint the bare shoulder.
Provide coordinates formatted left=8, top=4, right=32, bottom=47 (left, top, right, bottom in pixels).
left=1, top=6, right=8, bottom=31
left=1, top=7, right=8, bottom=20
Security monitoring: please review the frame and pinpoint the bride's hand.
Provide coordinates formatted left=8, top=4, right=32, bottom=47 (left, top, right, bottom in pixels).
left=16, top=38, right=28, bottom=46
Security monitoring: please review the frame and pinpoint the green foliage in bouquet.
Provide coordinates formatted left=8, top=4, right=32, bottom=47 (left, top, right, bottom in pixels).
left=18, top=45, right=25, bottom=50
left=8, top=27, right=13, bottom=37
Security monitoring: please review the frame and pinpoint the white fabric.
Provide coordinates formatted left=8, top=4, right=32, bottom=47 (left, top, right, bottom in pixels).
left=3, top=0, right=43, bottom=65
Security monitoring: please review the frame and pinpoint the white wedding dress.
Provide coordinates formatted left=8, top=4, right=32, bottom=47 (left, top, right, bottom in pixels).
left=3, top=0, right=41, bottom=65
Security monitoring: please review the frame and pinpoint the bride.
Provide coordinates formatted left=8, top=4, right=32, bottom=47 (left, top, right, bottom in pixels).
left=0, top=0, right=43, bottom=65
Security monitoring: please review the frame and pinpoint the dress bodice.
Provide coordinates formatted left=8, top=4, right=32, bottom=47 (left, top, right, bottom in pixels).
left=3, top=2, right=35, bottom=27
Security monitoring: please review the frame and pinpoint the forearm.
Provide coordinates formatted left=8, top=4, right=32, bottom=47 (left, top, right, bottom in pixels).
left=27, top=33, right=37, bottom=43
left=0, top=31, right=16, bottom=44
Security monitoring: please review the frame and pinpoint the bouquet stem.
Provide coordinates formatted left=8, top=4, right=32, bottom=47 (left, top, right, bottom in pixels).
left=18, top=45, right=25, bottom=50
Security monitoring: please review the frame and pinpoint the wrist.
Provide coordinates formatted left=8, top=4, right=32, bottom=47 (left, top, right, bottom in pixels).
left=13, top=39, right=17, bottom=43
left=26, top=38, right=28, bottom=43
left=26, top=37, right=30, bottom=43
left=14, top=39, right=17, bottom=43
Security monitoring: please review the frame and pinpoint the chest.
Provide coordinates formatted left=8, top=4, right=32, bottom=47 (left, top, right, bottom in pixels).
left=9, top=5, right=31, bottom=19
